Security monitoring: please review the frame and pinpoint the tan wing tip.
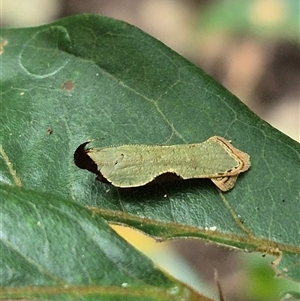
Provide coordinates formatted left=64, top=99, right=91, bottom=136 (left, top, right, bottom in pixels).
left=209, top=136, right=251, bottom=172
left=211, top=175, right=238, bottom=191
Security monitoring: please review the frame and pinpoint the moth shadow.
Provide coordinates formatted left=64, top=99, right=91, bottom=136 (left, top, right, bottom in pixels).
left=114, top=174, right=217, bottom=203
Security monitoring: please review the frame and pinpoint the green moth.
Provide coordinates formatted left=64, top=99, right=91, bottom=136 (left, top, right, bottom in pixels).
left=74, top=136, right=250, bottom=191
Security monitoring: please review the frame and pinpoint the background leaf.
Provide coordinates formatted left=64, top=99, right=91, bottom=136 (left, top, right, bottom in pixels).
left=0, top=13, right=299, bottom=293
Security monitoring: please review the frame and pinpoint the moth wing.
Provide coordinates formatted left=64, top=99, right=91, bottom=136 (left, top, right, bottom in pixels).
left=101, top=162, right=157, bottom=188
left=92, top=146, right=157, bottom=187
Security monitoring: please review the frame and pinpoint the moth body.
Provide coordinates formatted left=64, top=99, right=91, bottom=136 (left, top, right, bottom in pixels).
left=74, top=136, right=250, bottom=191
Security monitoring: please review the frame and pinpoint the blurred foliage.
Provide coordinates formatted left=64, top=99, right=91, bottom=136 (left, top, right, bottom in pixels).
left=242, top=253, right=300, bottom=301
left=197, top=0, right=300, bottom=42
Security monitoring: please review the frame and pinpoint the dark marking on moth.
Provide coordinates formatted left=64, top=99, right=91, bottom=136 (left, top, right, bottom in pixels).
left=74, top=142, right=98, bottom=174
left=149, top=172, right=183, bottom=185
left=74, top=142, right=110, bottom=185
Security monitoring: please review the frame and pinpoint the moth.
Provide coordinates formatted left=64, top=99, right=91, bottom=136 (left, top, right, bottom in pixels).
left=74, top=136, right=250, bottom=191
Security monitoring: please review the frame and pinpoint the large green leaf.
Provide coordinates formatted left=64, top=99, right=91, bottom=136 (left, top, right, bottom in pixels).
left=0, top=13, right=299, bottom=296
left=0, top=184, right=202, bottom=300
